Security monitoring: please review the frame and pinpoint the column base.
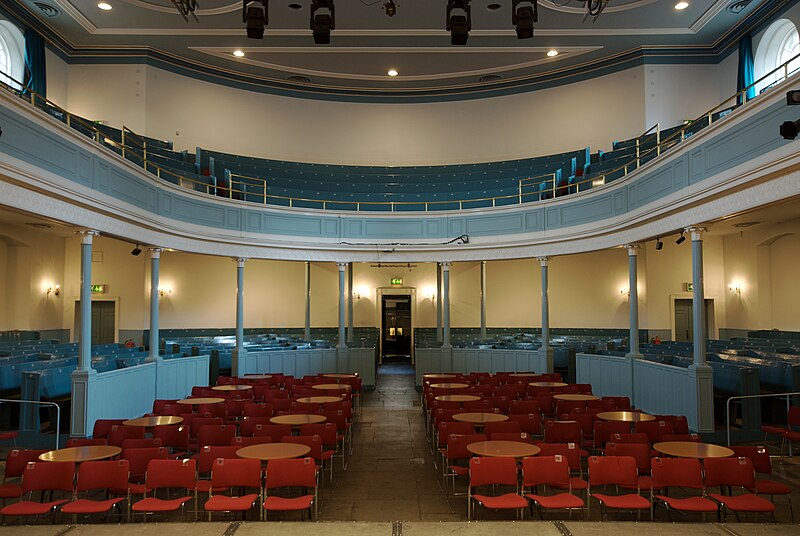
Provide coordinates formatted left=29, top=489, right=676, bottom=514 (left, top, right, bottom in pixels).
left=539, top=346, right=554, bottom=374
left=70, top=367, right=98, bottom=438
left=144, top=353, right=163, bottom=364
left=232, top=347, right=248, bottom=377
left=688, top=364, right=714, bottom=433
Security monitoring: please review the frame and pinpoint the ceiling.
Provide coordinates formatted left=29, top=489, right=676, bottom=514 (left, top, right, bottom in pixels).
left=5, top=0, right=785, bottom=99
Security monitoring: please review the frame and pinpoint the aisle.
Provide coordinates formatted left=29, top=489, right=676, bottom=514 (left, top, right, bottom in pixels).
left=318, top=363, right=459, bottom=521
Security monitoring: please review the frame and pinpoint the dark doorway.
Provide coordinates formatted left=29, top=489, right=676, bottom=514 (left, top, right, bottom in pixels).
left=381, top=295, right=412, bottom=364
left=74, top=300, right=116, bottom=345
left=674, top=298, right=713, bottom=342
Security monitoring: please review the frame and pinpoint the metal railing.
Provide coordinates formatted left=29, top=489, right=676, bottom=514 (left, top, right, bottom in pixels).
left=4, top=51, right=799, bottom=212
left=0, top=398, right=61, bottom=450
left=725, top=391, right=800, bottom=446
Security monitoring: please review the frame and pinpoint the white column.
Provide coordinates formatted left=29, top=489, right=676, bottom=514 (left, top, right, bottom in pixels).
left=480, top=260, right=487, bottom=340
left=687, top=226, right=714, bottom=433
left=436, top=263, right=443, bottom=343
left=70, top=230, right=98, bottom=437
left=304, top=262, right=311, bottom=340
left=538, top=257, right=554, bottom=373
left=347, top=262, right=354, bottom=343
left=231, top=258, right=247, bottom=376
left=441, top=262, right=451, bottom=349
left=625, top=244, right=643, bottom=358
left=146, top=248, right=163, bottom=363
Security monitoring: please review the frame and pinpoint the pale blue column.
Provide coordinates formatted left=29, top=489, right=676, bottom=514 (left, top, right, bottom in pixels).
left=436, top=263, right=443, bottom=343
left=71, top=230, right=98, bottom=437
left=441, top=262, right=451, bottom=348
left=337, top=263, right=346, bottom=348
left=626, top=245, right=642, bottom=358
left=231, top=258, right=247, bottom=376
left=347, top=262, right=354, bottom=343
left=687, top=226, right=714, bottom=433
left=480, top=261, right=487, bottom=340
left=146, top=248, right=163, bottom=363
left=304, top=262, right=311, bottom=341
left=538, top=257, right=554, bottom=373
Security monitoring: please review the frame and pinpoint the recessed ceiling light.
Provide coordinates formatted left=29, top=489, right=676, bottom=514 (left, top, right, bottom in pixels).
left=487, top=3, right=502, bottom=10
left=547, top=50, right=559, bottom=57
left=233, top=50, right=245, bottom=57
left=387, top=69, right=398, bottom=77
left=288, top=3, right=302, bottom=9
left=675, top=1, right=689, bottom=9
left=97, top=2, right=112, bottom=10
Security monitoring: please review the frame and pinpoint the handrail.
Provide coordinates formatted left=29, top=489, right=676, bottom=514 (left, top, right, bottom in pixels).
left=725, top=391, right=800, bottom=446
left=3, top=51, right=799, bottom=212
left=0, top=398, right=60, bottom=450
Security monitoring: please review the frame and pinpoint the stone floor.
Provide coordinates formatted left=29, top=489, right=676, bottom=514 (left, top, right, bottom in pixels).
left=2, top=361, right=800, bottom=533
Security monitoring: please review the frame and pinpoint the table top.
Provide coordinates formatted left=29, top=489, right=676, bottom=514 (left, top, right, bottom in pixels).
left=311, top=383, right=351, bottom=391
left=597, top=411, right=655, bottom=423
left=529, top=382, right=568, bottom=388
left=423, top=374, right=457, bottom=380
left=453, top=412, right=509, bottom=424
left=467, top=440, right=541, bottom=458
left=270, top=414, right=327, bottom=426
left=236, top=443, right=311, bottom=461
left=123, top=415, right=184, bottom=427
left=508, top=373, right=538, bottom=378
left=295, top=396, right=343, bottom=404
left=211, top=384, right=253, bottom=391
left=429, top=383, right=469, bottom=389
left=653, top=441, right=734, bottom=459
left=553, top=394, right=599, bottom=401
left=434, top=395, right=481, bottom=403
left=242, top=374, right=273, bottom=380
left=177, top=397, right=225, bottom=405
left=39, top=445, right=122, bottom=463
left=322, top=373, right=358, bottom=379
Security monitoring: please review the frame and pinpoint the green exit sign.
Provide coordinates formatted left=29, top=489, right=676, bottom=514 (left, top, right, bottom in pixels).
left=91, top=284, right=106, bottom=294
left=390, top=278, right=403, bottom=286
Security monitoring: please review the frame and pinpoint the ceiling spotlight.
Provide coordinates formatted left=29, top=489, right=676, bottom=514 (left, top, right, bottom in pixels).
left=131, top=244, right=142, bottom=256
left=174, top=0, right=199, bottom=22
left=655, top=238, right=663, bottom=250
left=447, top=0, right=471, bottom=46
left=675, top=232, right=686, bottom=245
left=674, top=1, right=689, bottom=9
left=310, top=0, right=335, bottom=44
left=387, top=69, right=398, bottom=77
left=243, top=0, right=268, bottom=39
left=512, top=0, right=537, bottom=40
left=97, top=2, right=112, bottom=10
left=546, top=49, right=558, bottom=57
left=384, top=0, right=397, bottom=17
left=233, top=50, right=245, bottom=57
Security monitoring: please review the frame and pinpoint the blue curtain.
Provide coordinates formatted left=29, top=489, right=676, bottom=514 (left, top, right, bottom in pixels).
left=737, top=33, right=756, bottom=105
left=23, top=27, right=46, bottom=99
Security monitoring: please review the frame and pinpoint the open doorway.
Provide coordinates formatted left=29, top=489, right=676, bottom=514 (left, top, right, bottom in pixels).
left=74, top=300, right=118, bottom=345
left=672, top=298, right=715, bottom=342
left=381, top=295, right=412, bottom=364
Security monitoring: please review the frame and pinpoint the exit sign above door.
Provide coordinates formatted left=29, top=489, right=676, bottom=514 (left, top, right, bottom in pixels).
left=390, top=278, right=403, bottom=285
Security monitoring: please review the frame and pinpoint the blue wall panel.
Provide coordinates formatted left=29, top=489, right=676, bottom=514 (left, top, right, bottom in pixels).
left=559, top=195, right=613, bottom=226
left=465, top=214, right=525, bottom=235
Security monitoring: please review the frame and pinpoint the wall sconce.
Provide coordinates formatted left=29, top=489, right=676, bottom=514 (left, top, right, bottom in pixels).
left=729, top=282, right=742, bottom=295
left=46, top=284, right=61, bottom=297
left=619, top=287, right=630, bottom=296
left=158, top=286, right=172, bottom=297
left=353, top=291, right=362, bottom=300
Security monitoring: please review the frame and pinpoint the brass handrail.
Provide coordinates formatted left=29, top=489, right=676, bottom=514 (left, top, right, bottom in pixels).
left=3, top=51, right=799, bottom=212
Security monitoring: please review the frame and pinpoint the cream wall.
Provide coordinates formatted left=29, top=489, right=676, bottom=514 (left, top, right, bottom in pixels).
left=44, top=49, right=69, bottom=110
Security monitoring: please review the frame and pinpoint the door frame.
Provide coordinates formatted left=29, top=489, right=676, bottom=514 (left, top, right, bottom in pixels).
left=376, top=287, right=416, bottom=365
left=71, top=296, right=120, bottom=344
left=669, top=294, right=716, bottom=341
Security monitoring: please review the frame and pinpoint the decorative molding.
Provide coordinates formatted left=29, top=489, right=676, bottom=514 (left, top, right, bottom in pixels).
left=119, top=0, right=239, bottom=16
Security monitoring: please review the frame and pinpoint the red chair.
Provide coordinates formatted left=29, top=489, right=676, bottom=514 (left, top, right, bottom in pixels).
left=436, top=421, right=475, bottom=465
left=193, top=445, right=242, bottom=495
left=197, top=424, right=237, bottom=448
left=121, top=447, right=169, bottom=487
left=152, top=399, right=178, bottom=414
left=131, top=459, right=198, bottom=520
left=523, top=455, right=584, bottom=519
left=650, top=457, right=717, bottom=521
left=152, top=424, right=190, bottom=457
left=462, top=399, right=492, bottom=411
left=242, top=402, right=273, bottom=418
left=120, top=438, right=162, bottom=450
left=601, top=396, right=631, bottom=410
left=604, top=442, right=653, bottom=490
left=507, top=413, right=542, bottom=436
left=661, top=433, right=700, bottom=442
left=484, top=420, right=521, bottom=437
left=281, top=435, right=327, bottom=483
left=609, top=432, right=650, bottom=445
left=0, top=461, right=74, bottom=522
left=704, top=457, right=776, bottom=522
left=197, top=403, right=227, bottom=419
left=92, top=419, right=126, bottom=439
left=107, top=425, right=145, bottom=447
left=263, top=457, right=318, bottom=520
left=544, top=420, right=581, bottom=444
left=781, top=406, right=800, bottom=460
left=535, top=443, right=587, bottom=497
left=300, top=423, right=341, bottom=475
left=587, top=456, right=651, bottom=520
left=593, top=421, right=631, bottom=451
left=468, top=456, right=527, bottom=520
left=204, top=458, right=262, bottom=521
left=509, top=399, right=540, bottom=415
left=634, top=419, right=674, bottom=444
left=231, top=436, right=272, bottom=448
left=65, top=438, right=107, bottom=447
left=729, top=445, right=792, bottom=522
left=239, top=417, right=272, bottom=437
left=61, top=460, right=130, bottom=521
left=490, top=432, right=532, bottom=442
left=555, top=399, right=586, bottom=416
left=253, top=424, right=292, bottom=443
left=654, top=414, right=689, bottom=435
left=444, top=433, right=487, bottom=496
left=0, top=450, right=48, bottom=504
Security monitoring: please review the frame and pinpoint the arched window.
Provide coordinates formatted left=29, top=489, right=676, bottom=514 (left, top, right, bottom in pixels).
left=754, top=19, right=800, bottom=94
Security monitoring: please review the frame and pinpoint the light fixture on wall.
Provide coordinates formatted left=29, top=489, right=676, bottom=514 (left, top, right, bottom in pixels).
left=655, top=238, right=663, bottom=250
left=310, top=0, right=335, bottom=44
left=729, top=282, right=742, bottom=295
left=619, top=286, right=630, bottom=296
left=131, top=244, right=142, bottom=256
left=46, top=284, right=61, bottom=297
left=353, top=291, right=362, bottom=300
left=243, top=0, right=268, bottom=39
left=158, top=286, right=173, bottom=297
left=675, top=232, right=686, bottom=245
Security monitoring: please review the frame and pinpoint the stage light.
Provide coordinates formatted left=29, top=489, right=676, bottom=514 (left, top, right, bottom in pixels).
left=547, top=50, right=558, bottom=57
left=243, top=0, right=268, bottom=40
left=446, top=0, right=471, bottom=46
left=655, top=239, right=663, bottom=250
left=233, top=50, right=245, bottom=57
left=780, top=119, right=800, bottom=140
left=675, top=232, right=685, bottom=245
left=311, top=0, right=335, bottom=44
left=512, top=0, right=537, bottom=40
left=131, top=245, right=142, bottom=256
left=384, top=0, right=396, bottom=17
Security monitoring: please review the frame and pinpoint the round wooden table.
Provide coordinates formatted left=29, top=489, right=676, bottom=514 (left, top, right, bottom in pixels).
left=597, top=411, right=655, bottom=423
left=429, top=383, right=469, bottom=389
left=270, top=414, right=327, bottom=426
left=177, top=397, right=225, bottom=405
left=242, top=374, right=273, bottom=380
left=467, top=440, right=541, bottom=458
left=311, top=383, right=351, bottom=391
left=236, top=443, right=311, bottom=461
left=509, top=373, right=538, bottom=378
left=434, top=395, right=481, bottom=403
left=423, top=374, right=457, bottom=380
left=453, top=412, right=509, bottom=425
left=123, top=415, right=184, bottom=427
left=322, top=373, right=358, bottom=379
left=295, top=396, right=343, bottom=405
left=529, top=381, right=568, bottom=388
left=39, top=445, right=122, bottom=463
left=553, top=394, right=599, bottom=402
left=653, top=441, right=734, bottom=459
left=212, top=384, right=253, bottom=391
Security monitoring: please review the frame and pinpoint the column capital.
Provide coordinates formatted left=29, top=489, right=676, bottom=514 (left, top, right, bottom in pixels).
left=685, top=226, right=708, bottom=241
left=148, top=247, right=163, bottom=259
left=336, top=262, right=347, bottom=271
left=440, top=262, right=451, bottom=270
left=537, top=257, right=549, bottom=266
left=76, top=230, right=99, bottom=244
left=624, top=244, right=642, bottom=255
left=234, top=258, right=248, bottom=267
